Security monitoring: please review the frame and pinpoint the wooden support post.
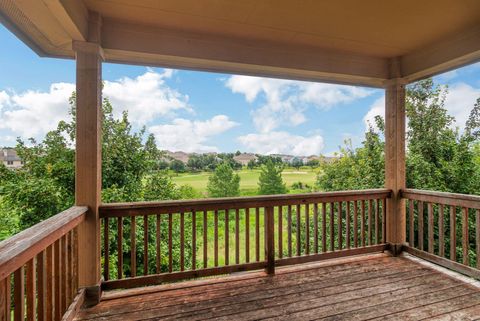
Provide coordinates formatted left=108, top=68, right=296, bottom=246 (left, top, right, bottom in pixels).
left=265, top=206, right=275, bottom=275
left=385, top=78, right=407, bottom=255
left=73, top=12, right=104, bottom=306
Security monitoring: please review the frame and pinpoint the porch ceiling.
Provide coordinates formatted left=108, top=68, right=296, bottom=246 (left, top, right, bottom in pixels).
left=1, top=0, right=480, bottom=87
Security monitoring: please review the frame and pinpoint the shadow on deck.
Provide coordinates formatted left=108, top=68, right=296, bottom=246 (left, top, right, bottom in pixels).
left=75, top=253, right=480, bottom=320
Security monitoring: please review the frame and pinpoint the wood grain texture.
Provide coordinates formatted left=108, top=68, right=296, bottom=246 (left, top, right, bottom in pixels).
left=76, top=253, right=480, bottom=321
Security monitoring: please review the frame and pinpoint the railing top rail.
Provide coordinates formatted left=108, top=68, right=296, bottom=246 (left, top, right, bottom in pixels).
left=0, top=206, right=87, bottom=280
left=99, top=189, right=392, bottom=218
left=401, top=188, right=480, bottom=209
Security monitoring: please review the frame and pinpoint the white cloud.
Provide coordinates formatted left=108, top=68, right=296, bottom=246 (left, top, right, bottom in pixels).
left=149, top=115, right=238, bottom=153
left=445, top=82, right=480, bottom=128
left=226, top=75, right=372, bottom=133
left=0, top=69, right=190, bottom=142
left=103, top=69, right=190, bottom=125
left=0, top=91, right=10, bottom=113
left=238, top=131, right=324, bottom=156
left=363, top=96, right=385, bottom=131
left=0, top=83, right=75, bottom=139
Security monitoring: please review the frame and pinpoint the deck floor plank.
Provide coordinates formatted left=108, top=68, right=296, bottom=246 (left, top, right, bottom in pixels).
left=75, top=253, right=480, bottom=321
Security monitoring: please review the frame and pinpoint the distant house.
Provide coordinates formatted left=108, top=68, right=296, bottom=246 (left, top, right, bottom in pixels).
left=233, top=153, right=257, bottom=166
left=0, top=148, right=23, bottom=169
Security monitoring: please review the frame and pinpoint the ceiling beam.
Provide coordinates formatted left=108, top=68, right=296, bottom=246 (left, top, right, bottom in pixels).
left=101, top=18, right=390, bottom=88
left=43, top=0, right=88, bottom=41
left=401, top=25, right=480, bottom=82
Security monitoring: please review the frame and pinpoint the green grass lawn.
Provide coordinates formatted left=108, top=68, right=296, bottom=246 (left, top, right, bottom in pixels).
left=171, top=168, right=318, bottom=196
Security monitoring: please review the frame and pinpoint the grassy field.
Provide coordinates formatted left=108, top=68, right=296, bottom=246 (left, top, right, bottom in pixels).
left=171, top=167, right=318, bottom=196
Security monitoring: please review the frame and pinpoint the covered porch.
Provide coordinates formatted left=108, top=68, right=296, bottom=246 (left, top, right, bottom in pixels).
left=1, top=0, right=480, bottom=320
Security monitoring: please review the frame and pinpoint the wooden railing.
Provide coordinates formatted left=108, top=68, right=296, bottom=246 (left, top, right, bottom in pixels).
left=402, top=189, right=480, bottom=279
left=0, top=206, right=87, bottom=321
left=99, top=189, right=391, bottom=290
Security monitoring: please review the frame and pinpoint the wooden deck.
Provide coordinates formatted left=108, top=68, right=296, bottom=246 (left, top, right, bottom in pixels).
left=75, top=253, right=480, bottom=321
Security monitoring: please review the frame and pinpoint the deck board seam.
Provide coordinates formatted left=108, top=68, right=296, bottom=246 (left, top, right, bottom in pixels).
left=77, top=262, right=424, bottom=320
left=153, top=269, right=436, bottom=320
left=86, top=258, right=409, bottom=311
left=100, top=254, right=392, bottom=301
left=307, top=284, right=469, bottom=321
left=365, top=291, right=480, bottom=321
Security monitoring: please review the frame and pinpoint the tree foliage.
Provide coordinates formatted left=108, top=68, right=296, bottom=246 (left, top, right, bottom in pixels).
left=317, top=78, right=480, bottom=195
left=0, top=94, right=189, bottom=239
left=258, top=160, right=287, bottom=195
left=207, top=162, right=240, bottom=197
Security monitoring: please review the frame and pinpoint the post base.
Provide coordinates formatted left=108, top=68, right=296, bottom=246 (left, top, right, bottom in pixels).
left=83, top=283, right=101, bottom=307
left=388, top=243, right=405, bottom=256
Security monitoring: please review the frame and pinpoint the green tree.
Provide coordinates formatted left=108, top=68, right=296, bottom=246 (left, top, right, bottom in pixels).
left=247, top=159, right=256, bottom=170
left=258, top=160, right=287, bottom=195
left=291, top=157, right=303, bottom=170
left=169, top=159, right=186, bottom=173
left=207, top=162, right=240, bottom=197
left=306, top=159, right=320, bottom=169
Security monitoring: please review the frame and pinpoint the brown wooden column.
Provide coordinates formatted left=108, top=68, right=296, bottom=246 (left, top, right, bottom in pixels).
left=385, top=79, right=406, bottom=255
left=73, top=39, right=103, bottom=305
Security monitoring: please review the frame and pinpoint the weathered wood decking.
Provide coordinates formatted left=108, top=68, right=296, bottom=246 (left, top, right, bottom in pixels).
left=75, top=253, right=480, bottom=320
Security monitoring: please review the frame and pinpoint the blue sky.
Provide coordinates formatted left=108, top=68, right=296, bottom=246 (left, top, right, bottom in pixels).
left=1, top=24, right=479, bottom=156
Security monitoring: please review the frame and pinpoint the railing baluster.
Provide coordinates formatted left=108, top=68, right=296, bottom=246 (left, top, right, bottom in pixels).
left=368, top=199, right=372, bottom=246
left=26, top=258, right=36, bottom=321
left=314, top=203, right=319, bottom=253
left=450, top=206, right=456, bottom=261
left=382, top=198, right=386, bottom=244
left=168, top=213, right=172, bottom=273
left=305, top=203, right=310, bottom=255
left=192, top=211, right=196, bottom=271
left=46, top=245, right=54, bottom=321
left=144, top=215, right=149, bottom=275
left=287, top=205, right=292, bottom=257
left=204, top=211, right=208, bottom=268
left=246, top=208, right=250, bottom=263
left=476, top=209, right=480, bottom=269
left=256, top=207, right=260, bottom=261
left=117, top=217, right=123, bottom=279
left=296, top=204, right=301, bottom=256
left=131, top=216, right=137, bottom=277
left=418, top=201, right=424, bottom=251
left=73, top=227, right=79, bottom=299
left=54, top=240, right=61, bottom=321
left=353, top=201, right=358, bottom=248
left=428, top=203, right=434, bottom=254
left=322, top=203, right=327, bottom=252
left=439, top=205, right=445, bottom=257
left=214, top=210, right=218, bottom=267
left=361, top=200, right=365, bottom=247
left=37, top=251, right=46, bottom=321
left=61, top=236, right=67, bottom=314
left=346, top=201, right=350, bottom=249
left=225, top=209, right=229, bottom=266
left=180, top=212, right=184, bottom=271
left=66, top=231, right=73, bottom=304
left=462, top=207, right=469, bottom=266
left=14, top=266, right=24, bottom=321
left=156, top=215, right=161, bottom=274
left=0, top=276, right=10, bottom=321
left=278, top=206, right=283, bottom=258
left=330, top=202, right=334, bottom=251
left=374, top=199, right=379, bottom=245
left=235, top=208, right=240, bottom=265
left=409, top=199, right=414, bottom=247
left=104, top=217, right=109, bottom=281
left=338, top=202, right=343, bottom=250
